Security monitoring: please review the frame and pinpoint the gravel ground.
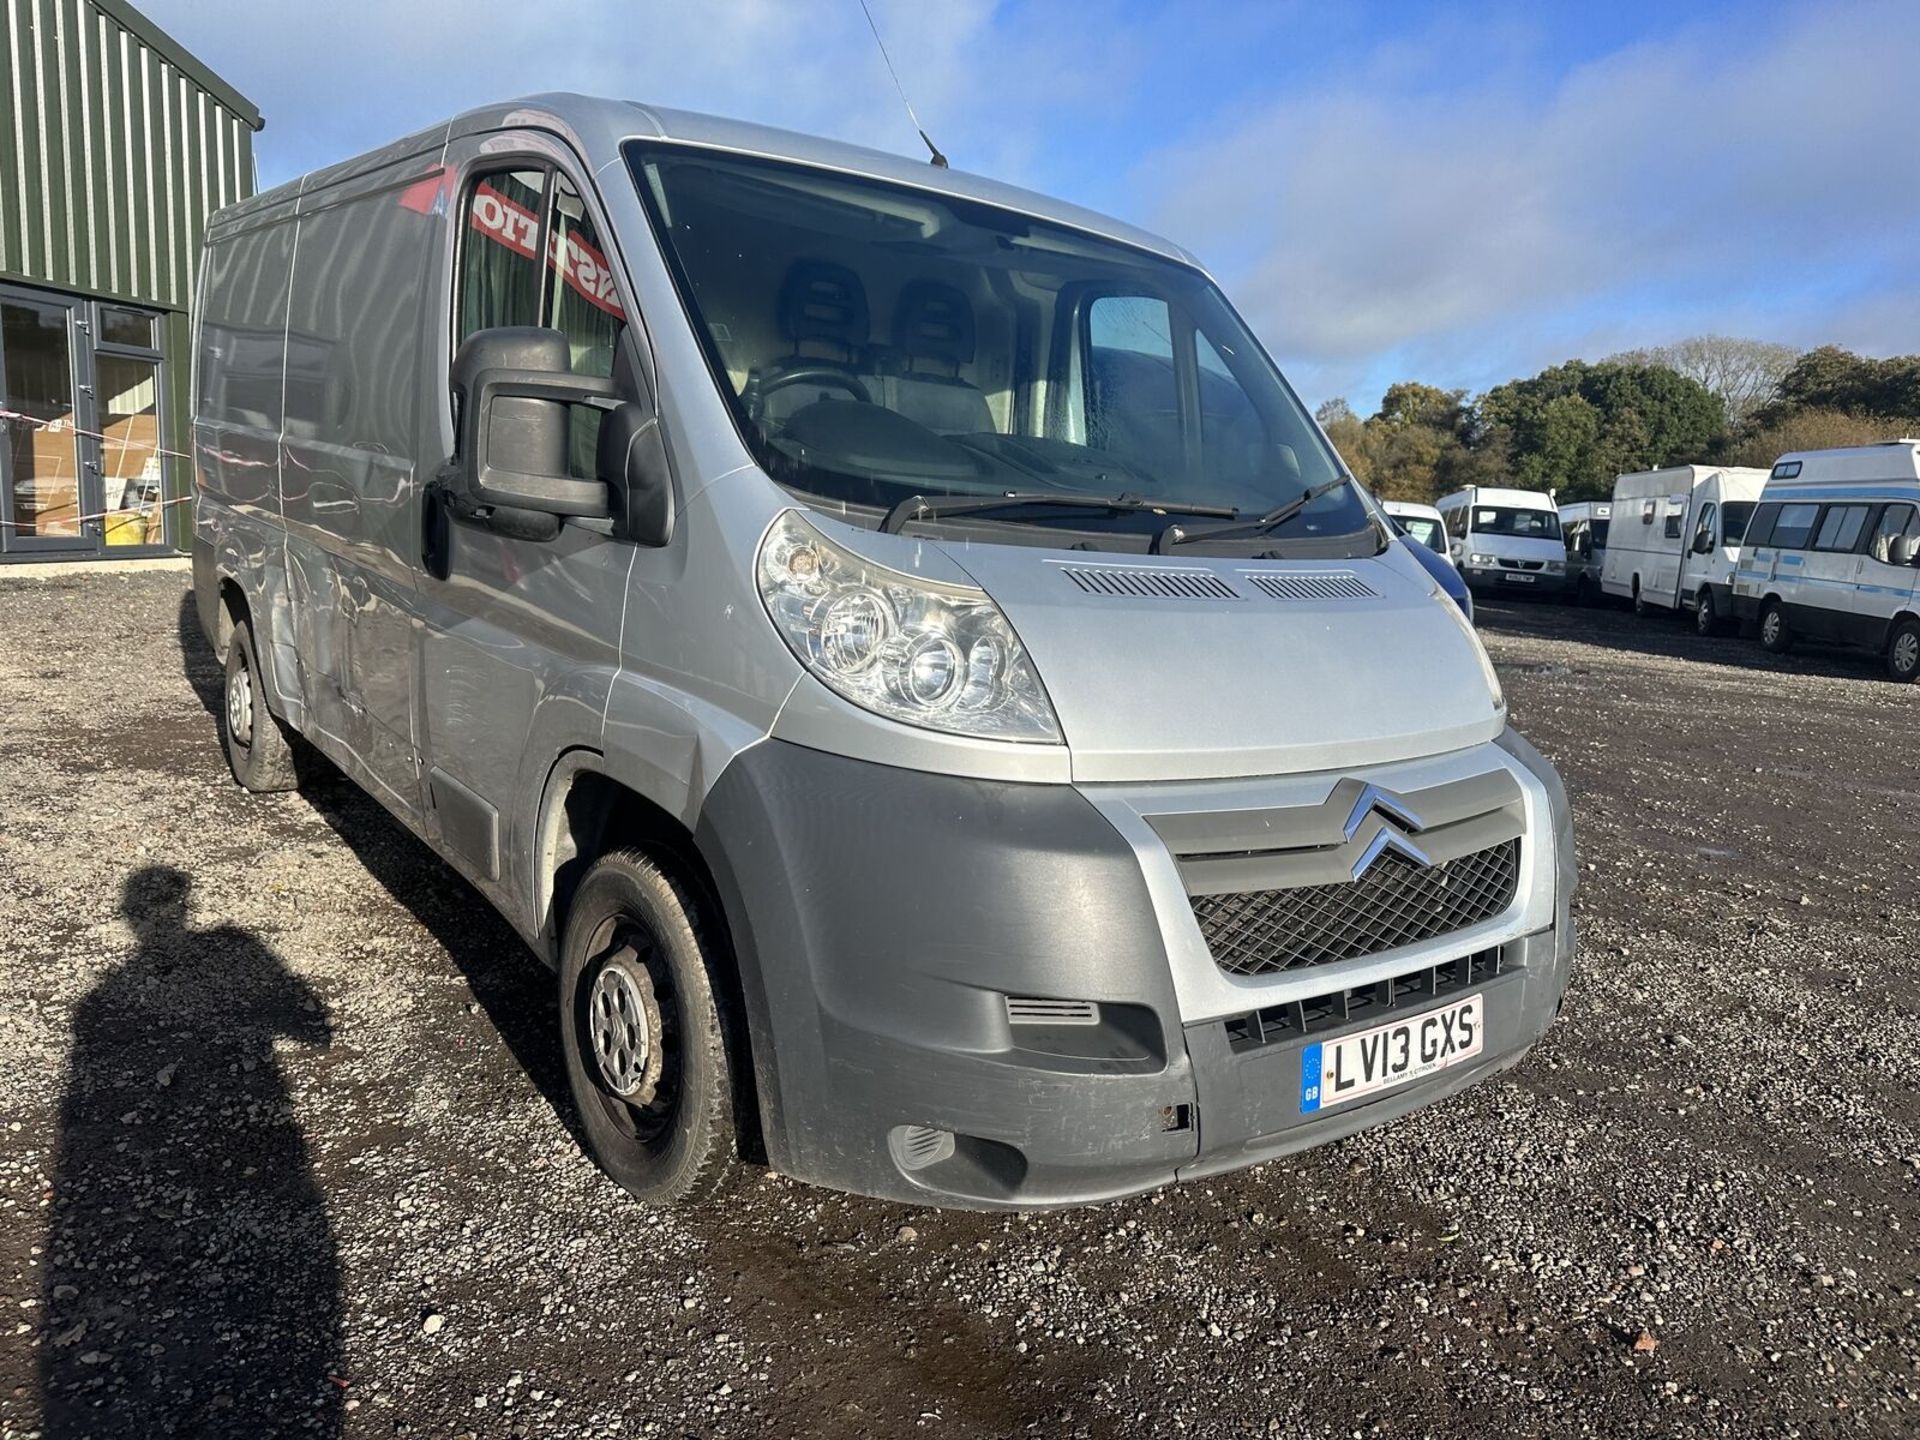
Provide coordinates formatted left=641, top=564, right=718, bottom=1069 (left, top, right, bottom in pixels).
left=1, top=570, right=1916, bottom=1439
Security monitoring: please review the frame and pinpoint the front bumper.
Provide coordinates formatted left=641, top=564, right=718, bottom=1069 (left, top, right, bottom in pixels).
left=1462, top=565, right=1571, bottom=597
left=697, top=732, right=1576, bottom=1209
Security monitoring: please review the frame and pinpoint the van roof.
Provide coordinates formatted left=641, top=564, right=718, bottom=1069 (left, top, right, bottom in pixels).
left=1771, top=440, right=1920, bottom=485
left=215, top=93, right=1198, bottom=269
left=1436, top=487, right=1556, bottom=510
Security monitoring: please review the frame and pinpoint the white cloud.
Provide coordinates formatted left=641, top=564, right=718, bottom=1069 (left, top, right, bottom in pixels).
left=1134, top=0, right=1920, bottom=405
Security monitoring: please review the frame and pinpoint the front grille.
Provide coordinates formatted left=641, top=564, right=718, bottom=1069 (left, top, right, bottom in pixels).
left=1192, top=839, right=1520, bottom=977
left=1501, top=559, right=1545, bottom=571
left=1223, top=948, right=1503, bottom=1053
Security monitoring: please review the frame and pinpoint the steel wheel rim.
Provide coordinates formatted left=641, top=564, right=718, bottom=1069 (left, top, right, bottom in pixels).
left=588, top=960, right=651, bottom=1097
left=228, top=657, right=254, bottom=747
left=1896, top=631, right=1919, bottom=674
left=577, top=918, right=679, bottom=1146
left=1763, top=611, right=1781, bottom=644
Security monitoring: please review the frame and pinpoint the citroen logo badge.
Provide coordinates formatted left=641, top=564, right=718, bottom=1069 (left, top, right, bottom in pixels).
left=1338, top=781, right=1434, bottom=880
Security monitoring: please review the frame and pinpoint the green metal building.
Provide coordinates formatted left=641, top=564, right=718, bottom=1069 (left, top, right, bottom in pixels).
left=0, top=0, right=259, bottom=560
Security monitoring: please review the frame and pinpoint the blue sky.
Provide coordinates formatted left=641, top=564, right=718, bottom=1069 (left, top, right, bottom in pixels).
left=146, top=0, right=1919, bottom=413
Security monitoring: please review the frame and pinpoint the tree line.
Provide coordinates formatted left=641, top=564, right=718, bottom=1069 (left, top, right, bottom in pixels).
left=1316, top=341, right=1920, bottom=503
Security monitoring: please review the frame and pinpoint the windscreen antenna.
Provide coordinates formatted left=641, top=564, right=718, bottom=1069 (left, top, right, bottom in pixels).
left=857, top=0, right=949, bottom=168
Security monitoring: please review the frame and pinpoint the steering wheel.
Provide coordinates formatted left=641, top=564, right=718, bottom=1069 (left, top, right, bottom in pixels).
left=749, top=366, right=872, bottom=423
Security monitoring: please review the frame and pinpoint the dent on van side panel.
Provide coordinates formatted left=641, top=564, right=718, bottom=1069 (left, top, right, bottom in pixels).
left=276, top=158, right=446, bottom=828
left=195, top=212, right=303, bottom=718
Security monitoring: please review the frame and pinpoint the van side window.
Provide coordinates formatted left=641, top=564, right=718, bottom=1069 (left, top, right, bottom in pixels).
left=1871, top=504, right=1918, bottom=563
left=1770, top=502, right=1819, bottom=550
left=1663, top=500, right=1685, bottom=540
left=457, top=168, right=549, bottom=344
left=545, top=175, right=630, bottom=477
left=545, top=175, right=626, bottom=379
left=1694, top=502, right=1717, bottom=548
left=1744, top=502, right=1780, bottom=547
left=1813, top=504, right=1869, bottom=553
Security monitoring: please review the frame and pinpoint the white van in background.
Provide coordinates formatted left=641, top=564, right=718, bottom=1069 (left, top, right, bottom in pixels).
left=1732, top=441, right=1920, bottom=681
left=1601, top=466, right=1767, bottom=632
left=1382, top=500, right=1451, bottom=562
left=1436, top=487, right=1568, bottom=599
left=1557, top=501, right=1610, bottom=605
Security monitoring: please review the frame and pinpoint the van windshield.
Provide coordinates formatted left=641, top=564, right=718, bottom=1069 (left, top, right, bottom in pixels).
left=626, top=143, right=1369, bottom=552
left=1720, top=501, right=1756, bottom=545
left=1473, top=506, right=1561, bottom=540
left=1397, top=515, right=1444, bottom=550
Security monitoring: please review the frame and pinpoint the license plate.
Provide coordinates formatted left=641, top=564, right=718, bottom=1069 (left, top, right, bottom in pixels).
left=1502, top=572, right=1535, bottom=583
left=1299, top=995, right=1484, bottom=1113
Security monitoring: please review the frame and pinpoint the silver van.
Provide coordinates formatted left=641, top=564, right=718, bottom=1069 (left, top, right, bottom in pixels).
left=192, top=95, right=1576, bottom=1209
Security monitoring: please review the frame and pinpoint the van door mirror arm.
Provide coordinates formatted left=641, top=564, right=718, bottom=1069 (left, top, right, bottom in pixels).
left=596, top=400, right=675, bottom=547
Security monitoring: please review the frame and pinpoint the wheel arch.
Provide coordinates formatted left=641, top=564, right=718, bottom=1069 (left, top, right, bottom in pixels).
left=532, top=749, right=722, bottom=969
left=532, top=748, right=767, bottom=1160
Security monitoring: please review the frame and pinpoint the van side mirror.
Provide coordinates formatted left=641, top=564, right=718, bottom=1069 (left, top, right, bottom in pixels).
left=597, top=401, right=674, bottom=547
left=445, top=327, right=617, bottom=532
left=1894, top=534, right=1920, bottom=567
left=1692, top=531, right=1714, bottom=555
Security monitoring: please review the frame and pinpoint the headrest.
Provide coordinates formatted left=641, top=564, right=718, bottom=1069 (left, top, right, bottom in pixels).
left=778, top=260, right=869, bottom=349
left=892, top=280, right=975, bottom=367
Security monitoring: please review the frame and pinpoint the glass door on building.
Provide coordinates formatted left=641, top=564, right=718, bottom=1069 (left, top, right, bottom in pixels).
left=0, top=290, right=98, bottom=554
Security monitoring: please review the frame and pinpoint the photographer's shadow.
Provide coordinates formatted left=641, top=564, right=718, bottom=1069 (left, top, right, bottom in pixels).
left=39, top=866, right=342, bottom=1437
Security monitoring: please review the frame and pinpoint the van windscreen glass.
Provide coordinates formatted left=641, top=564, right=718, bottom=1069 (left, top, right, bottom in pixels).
left=1720, top=501, right=1756, bottom=545
left=626, top=143, right=1367, bottom=552
left=1472, top=507, right=1561, bottom=540
left=1398, top=515, right=1444, bottom=549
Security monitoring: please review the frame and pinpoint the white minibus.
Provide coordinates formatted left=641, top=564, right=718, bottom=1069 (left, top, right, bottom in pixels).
left=1732, top=442, right=1920, bottom=680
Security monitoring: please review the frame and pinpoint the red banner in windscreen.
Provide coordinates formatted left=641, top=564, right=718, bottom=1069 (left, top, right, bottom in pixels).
left=399, top=167, right=625, bottom=321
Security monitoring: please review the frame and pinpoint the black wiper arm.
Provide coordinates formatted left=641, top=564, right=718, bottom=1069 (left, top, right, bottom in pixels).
left=1152, top=477, right=1354, bottom=553
left=880, top=491, right=1237, bottom=535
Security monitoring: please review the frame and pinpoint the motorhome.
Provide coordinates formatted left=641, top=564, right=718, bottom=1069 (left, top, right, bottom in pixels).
left=192, top=95, right=1575, bottom=1210
left=1382, top=500, right=1451, bottom=561
left=1600, top=466, right=1767, bottom=633
left=1435, top=487, right=1569, bottom=598
left=1556, top=501, right=1610, bottom=604
left=1731, top=442, right=1920, bottom=680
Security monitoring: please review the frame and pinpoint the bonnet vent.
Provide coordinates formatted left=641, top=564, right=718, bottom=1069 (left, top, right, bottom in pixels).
left=1241, top=571, right=1377, bottom=601
left=1057, top=565, right=1241, bottom=600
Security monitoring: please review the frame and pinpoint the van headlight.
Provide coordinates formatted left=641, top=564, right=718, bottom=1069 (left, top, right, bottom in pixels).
left=756, top=510, right=1063, bottom=743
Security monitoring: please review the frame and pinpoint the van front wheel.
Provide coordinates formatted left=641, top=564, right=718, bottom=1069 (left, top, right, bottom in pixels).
left=222, top=621, right=300, bottom=792
left=1888, top=619, right=1920, bottom=683
left=558, top=850, right=742, bottom=1206
left=1694, top=588, right=1721, bottom=637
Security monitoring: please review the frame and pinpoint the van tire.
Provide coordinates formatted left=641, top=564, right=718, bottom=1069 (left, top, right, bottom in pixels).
left=222, top=621, right=301, bottom=792
left=1694, top=588, right=1721, bottom=637
left=558, top=849, right=741, bottom=1207
left=1759, top=600, right=1792, bottom=654
left=1888, top=618, right=1920, bottom=683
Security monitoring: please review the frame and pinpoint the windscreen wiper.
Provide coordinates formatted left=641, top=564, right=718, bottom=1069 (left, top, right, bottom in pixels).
left=1151, top=477, right=1354, bottom=554
left=880, top=491, right=1237, bottom=535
